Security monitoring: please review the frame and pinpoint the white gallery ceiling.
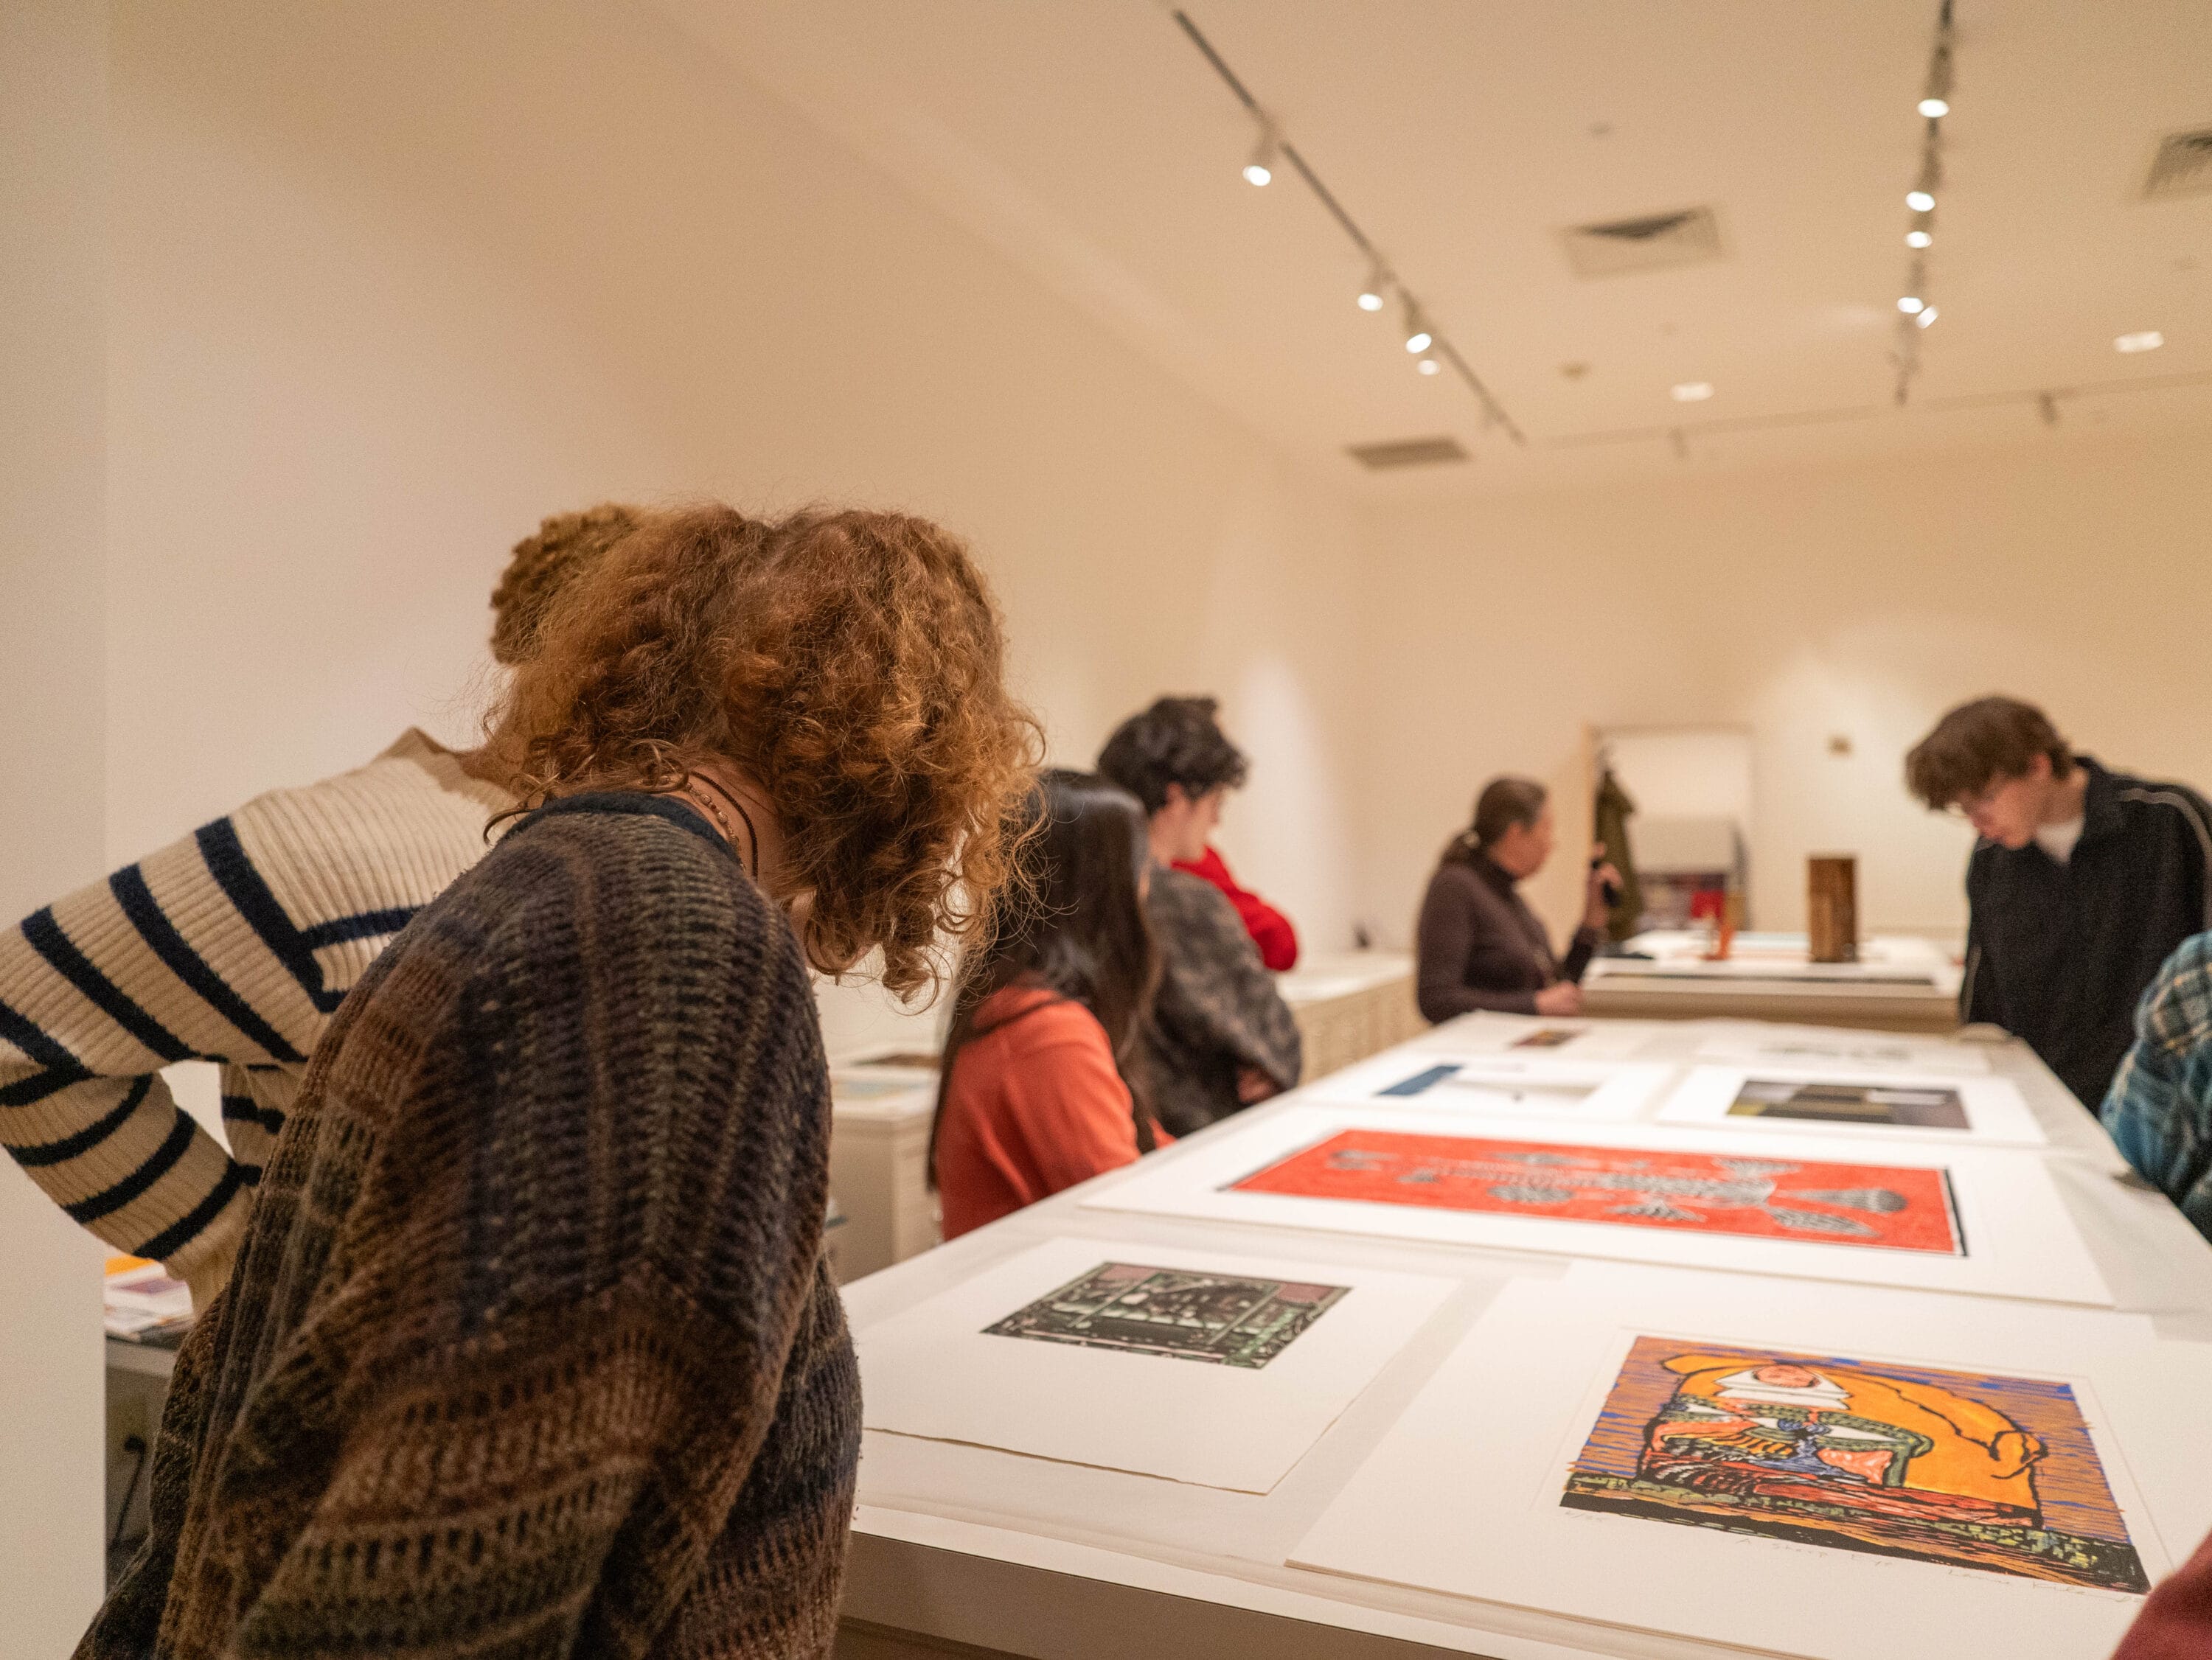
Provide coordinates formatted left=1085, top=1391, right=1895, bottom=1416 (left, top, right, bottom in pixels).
left=658, top=0, right=2212, bottom=491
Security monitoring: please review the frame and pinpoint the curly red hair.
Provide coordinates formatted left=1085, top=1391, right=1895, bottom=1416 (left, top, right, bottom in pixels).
left=490, top=503, right=1041, bottom=997
left=488, top=503, right=657, bottom=666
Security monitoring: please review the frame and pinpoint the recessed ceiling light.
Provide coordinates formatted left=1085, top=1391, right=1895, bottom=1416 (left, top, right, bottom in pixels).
left=1918, top=97, right=1950, bottom=118
left=1898, top=296, right=1925, bottom=314
left=1906, top=189, right=1936, bottom=212
left=1905, top=229, right=1933, bottom=248
left=2115, top=330, right=2165, bottom=354
left=1671, top=381, right=1714, bottom=402
left=1416, top=356, right=1441, bottom=376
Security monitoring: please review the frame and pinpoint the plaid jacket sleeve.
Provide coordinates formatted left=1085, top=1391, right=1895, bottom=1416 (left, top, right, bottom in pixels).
left=2101, top=932, right=2212, bottom=1241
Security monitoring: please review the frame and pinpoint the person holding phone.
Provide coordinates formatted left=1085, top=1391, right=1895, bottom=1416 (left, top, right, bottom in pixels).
left=1415, top=775, right=1618, bottom=1023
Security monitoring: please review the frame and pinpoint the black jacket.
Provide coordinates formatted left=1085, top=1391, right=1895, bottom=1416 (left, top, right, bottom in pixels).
left=1961, top=756, right=2212, bottom=1109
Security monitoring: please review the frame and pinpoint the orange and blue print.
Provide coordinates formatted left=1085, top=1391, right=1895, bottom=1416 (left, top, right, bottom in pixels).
left=1564, top=1336, right=2147, bottom=1594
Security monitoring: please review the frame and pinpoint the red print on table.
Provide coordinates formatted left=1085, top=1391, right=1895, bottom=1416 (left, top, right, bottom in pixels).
left=1228, top=1129, right=1962, bottom=1255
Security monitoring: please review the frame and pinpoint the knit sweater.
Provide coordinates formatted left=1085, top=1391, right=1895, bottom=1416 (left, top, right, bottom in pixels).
left=1141, top=866, right=1302, bottom=1137
left=79, top=792, right=860, bottom=1660
left=0, top=730, right=511, bottom=1302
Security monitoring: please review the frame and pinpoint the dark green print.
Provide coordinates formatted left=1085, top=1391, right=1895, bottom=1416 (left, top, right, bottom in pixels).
left=985, top=1263, right=1349, bottom=1368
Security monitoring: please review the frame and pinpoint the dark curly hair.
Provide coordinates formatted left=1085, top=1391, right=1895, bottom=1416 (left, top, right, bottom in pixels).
left=488, top=503, right=1043, bottom=996
left=488, top=503, right=656, bottom=666
left=1095, top=695, right=1249, bottom=816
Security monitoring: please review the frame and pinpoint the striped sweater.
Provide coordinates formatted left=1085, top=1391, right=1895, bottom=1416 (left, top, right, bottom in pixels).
left=81, top=792, right=858, bottom=1659
left=0, top=731, right=512, bottom=1300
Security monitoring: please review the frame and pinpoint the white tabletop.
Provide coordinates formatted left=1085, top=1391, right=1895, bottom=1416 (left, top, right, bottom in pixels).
left=837, top=1012, right=2212, bottom=1659
left=1590, top=932, right=1961, bottom=992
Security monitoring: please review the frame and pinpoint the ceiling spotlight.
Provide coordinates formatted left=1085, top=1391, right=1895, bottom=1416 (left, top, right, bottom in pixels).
left=1402, top=302, right=1433, bottom=354
left=1918, top=97, right=1950, bottom=118
left=2115, top=330, right=2165, bottom=354
left=1416, top=356, right=1441, bottom=376
left=1916, top=306, right=1939, bottom=328
left=1898, top=296, right=1925, bottom=314
left=1906, top=189, right=1935, bottom=212
left=1357, top=263, right=1388, bottom=312
left=1905, top=229, right=1933, bottom=248
left=1671, top=382, right=1714, bottom=402
left=1242, top=125, right=1276, bottom=187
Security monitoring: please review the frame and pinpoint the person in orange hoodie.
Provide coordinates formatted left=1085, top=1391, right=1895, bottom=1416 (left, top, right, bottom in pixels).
left=932, top=770, right=1170, bottom=1238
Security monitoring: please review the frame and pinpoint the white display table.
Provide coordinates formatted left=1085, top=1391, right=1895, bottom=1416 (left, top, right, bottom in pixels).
left=827, top=1059, right=942, bottom=1283
left=1581, top=932, right=1962, bottom=1034
left=1276, top=950, right=1422, bottom=1082
left=833, top=1012, right=2212, bottom=1660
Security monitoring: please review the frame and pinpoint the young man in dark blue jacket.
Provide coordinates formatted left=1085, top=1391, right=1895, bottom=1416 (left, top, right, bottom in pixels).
left=1906, top=696, right=2212, bottom=1110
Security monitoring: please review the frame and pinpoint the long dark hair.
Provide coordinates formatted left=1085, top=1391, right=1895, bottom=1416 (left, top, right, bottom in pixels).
left=930, top=769, right=1161, bottom=1184
left=1444, top=775, right=1548, bottom=867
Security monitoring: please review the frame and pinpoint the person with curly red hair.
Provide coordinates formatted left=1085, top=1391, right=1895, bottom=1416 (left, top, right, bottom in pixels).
left=83, top=504, right=1042, bottom=1660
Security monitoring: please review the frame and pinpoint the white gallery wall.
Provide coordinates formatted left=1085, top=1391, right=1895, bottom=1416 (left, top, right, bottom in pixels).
left=105, top=0, right=1361, bottom=1050
left=0, top=0, right=112, bottom=1644
left=1351, top=425, right=2212, bottom=949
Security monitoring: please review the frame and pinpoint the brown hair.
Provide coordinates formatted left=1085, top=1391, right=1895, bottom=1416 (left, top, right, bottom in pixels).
left=490, top=503, right=1043, bottom=995
left=489, top=503, right=655, bottom=666
left=1446, top=775, right=1548, bottom=865
left=1905, top=697, right=2073, bottom=810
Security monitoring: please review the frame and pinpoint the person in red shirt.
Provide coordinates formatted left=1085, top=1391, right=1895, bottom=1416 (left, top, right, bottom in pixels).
left=1173, top=843, right=1299, bottom=972
left=932, top=770, right=1169, bottom=1238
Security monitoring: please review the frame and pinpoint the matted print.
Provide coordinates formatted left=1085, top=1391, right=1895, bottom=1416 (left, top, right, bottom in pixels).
left=1730, top=1076, right=1969, bottom=1130
left=1230, top=1128, right=1964, bottom=1254
left=1375, top=1062, right=1595, bottom=1112
left=984, top=1262, right=1348, bottom=1368
left=1512, top=1027, right=1582, bottom=1049
left=1565, top=1336, right=2148, bottom=1593
left=857, top=1236, right=1457, bottom=1492
left=1695, top=1030, right=1990, bottom=1074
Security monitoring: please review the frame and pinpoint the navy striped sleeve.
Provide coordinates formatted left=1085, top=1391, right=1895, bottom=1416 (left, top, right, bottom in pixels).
left=197, top=820, right=349, bottom=1015
left=22, top=907, right=193, bottom=1064
left=299, top=908, right=417, bottom=951
left=12, top=1078, right=152, bottom=1168
left=109, top=865, right=304, bottom=1064
left=135, top=1159, right=250, bottom=1263
left=63, top=1111, right=199, bottom=1224
left=0, top=997, right=93, bottom=1108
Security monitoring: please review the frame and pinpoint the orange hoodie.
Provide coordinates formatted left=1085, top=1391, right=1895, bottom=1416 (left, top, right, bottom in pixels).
left=936, top=986, right=1164, bottom=1239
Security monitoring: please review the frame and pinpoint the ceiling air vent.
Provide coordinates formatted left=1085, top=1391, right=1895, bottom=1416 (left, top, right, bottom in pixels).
left=2145, top=127, right=2212, bottom=200
left=1346, top=436, right=1468, bottom=470
left=1559, top=206, right=1724, bottom=278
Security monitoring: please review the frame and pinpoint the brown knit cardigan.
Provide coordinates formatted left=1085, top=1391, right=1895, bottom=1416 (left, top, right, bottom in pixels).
left=80, top=793, right=860, bottom=1660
